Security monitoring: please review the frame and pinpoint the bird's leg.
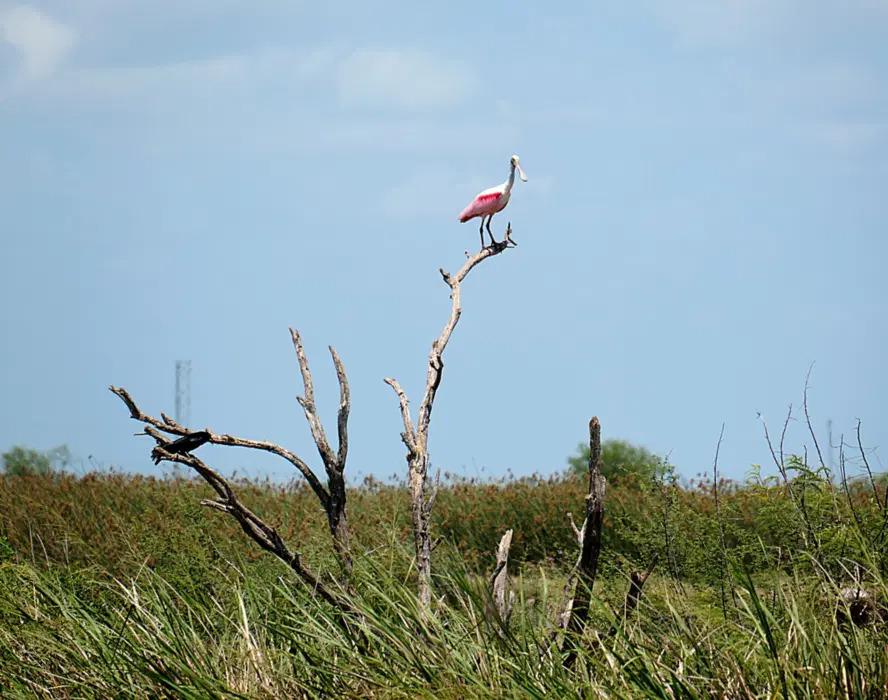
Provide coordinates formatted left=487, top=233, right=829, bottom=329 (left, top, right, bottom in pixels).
left=486, top=214, right=498, bottom=245
left=479, top=218, right=486, bottom=248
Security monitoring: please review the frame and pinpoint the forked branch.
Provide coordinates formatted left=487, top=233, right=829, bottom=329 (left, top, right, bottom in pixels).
left=111, top=385, right=329, bottom=506
left=110, top=327, right=355, bottom=579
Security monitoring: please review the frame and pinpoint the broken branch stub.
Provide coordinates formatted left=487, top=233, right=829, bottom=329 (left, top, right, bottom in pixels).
left=491, top=529, right=514, bottom=625
left=607, top=554, right=659, bottom=637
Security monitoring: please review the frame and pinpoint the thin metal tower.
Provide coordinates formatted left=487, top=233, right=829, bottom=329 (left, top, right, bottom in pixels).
left=175, top=360, right=192, bottom=427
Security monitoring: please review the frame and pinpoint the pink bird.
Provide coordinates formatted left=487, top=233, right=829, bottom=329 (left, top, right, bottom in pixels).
left=458, top=154, right=528, bottom=247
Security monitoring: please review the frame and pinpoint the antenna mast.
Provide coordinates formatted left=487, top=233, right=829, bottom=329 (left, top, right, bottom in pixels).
left=175, top=360, right=192, bottom=427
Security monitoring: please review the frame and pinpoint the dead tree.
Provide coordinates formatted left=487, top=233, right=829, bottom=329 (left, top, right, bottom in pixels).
left=385, top=227, right=516, bottom=609
left=110, top=327, right=355, bottom=586
left=561, top=416, right=607, bottom=669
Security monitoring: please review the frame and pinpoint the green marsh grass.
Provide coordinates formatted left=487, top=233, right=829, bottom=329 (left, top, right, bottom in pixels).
left=0, top=471, right=886, bottom=697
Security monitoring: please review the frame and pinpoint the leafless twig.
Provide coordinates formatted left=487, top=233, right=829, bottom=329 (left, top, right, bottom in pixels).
left=760, top=406, right=814, bottom=548
left=838, top=436, right=865, bottom=534
left=803, top=364, right=827, bottom=471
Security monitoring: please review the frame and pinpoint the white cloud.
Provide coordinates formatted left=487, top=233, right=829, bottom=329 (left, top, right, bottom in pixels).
left=26, top=45, right=338, bottom=103
left=338, top=49, right=476, bottom=110
left=0, top=5, right=75, bottom=80
left=53, top=55, right=248, bottom=100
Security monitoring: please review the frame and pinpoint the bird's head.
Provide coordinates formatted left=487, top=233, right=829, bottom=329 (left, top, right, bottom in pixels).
left=510, top=154, right=528, bottom=182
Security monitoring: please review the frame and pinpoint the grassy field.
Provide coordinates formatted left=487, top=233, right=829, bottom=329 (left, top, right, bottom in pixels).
left=0, top=466, right=886, bottom=698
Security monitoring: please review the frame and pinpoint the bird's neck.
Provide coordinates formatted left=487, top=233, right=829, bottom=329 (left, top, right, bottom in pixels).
left=504, top=164, right=516, bottom=195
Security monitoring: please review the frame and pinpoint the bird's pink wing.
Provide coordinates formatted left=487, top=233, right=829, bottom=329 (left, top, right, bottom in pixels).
left=459, top=192, right=502, bottom=222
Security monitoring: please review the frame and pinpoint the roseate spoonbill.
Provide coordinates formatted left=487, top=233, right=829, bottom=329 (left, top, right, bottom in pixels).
left=458, top=154, right=527, bottom=247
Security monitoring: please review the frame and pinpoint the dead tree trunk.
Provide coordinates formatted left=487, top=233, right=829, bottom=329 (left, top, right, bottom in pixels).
left=562, top=416, right=606, bottom=669
left=491, top=529, right=514, bottom=626
left=386, top=228, right=516, bottom=609
left=110, top=327, right=355, bottom=583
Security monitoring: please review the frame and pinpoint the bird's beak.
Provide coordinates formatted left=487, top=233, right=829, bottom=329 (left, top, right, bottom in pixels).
left=517, top=163, right=528, bottom=182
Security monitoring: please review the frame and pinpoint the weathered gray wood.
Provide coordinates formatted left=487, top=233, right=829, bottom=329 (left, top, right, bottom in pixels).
left=492, top=529, right=514, bottom=624
left=385, top=226, right=516, bottom=609
left=290, top=329, right=353, bottom=578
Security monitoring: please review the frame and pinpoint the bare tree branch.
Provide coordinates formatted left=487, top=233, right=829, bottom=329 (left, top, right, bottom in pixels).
left=383, top=377, right=417, bottom=452
left=110, top=327, right=355, bottom=580
left=111, top=385, right=329, bottom=507
left=803, top=364, right=827, bottom=471
left=290, top=328, right=337, bottom=472
left=567, top=512, right=584, bottom=544
left=144, top=445, right=363, bottom=643
left=330, top=346, right=350, bottom=468
left=385, top=226, right=515, bottom=608
left=839, top=436, right=865, bottom=533
left=761, top=405, right=793, bottom=487
left=112, top=394, right=365, bottom=645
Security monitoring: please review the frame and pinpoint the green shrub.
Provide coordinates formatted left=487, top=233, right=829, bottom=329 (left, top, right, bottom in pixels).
left=567, top=438, right=662, bottom=482
left=2, top=444, right=70, bottom=476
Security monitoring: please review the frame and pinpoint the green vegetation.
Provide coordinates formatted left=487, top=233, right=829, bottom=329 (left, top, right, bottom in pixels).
left=1, top=444, right=70, bottom=477
left=567, top=438, right=661, bottom=482
left=0, top=458, right=886, bottom=697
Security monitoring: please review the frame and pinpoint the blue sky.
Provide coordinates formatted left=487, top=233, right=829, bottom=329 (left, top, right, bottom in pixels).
left=1, top=1, right=886, bottom=483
